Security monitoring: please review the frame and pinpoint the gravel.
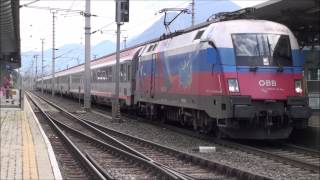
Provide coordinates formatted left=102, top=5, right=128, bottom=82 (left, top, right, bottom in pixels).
left=34, top=91, right=320, bottom=180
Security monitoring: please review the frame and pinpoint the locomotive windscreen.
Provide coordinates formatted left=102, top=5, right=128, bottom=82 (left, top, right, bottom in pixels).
left=232, top=34, right=292, bottom=67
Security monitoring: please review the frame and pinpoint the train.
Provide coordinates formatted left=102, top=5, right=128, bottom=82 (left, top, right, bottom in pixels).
left=36, top=17, right=312, bottom=139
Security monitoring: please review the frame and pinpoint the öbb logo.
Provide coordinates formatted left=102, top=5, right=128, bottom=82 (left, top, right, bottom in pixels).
left=258, top=80, right=277, bottom=87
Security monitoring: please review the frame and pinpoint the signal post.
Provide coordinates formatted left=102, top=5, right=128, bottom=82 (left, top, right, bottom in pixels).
left=113, top=0, right=129, bottom=122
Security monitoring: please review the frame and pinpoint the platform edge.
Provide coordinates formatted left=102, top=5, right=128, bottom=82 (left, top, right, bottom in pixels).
left=24, top=96, right=63, bottom=180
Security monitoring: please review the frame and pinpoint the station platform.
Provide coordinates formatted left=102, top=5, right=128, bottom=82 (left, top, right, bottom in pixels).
left=0, top=96, right=62, bottom=180
left=309, top=110, right=320, bottom=128
left=290, top=110, right=320, bottom=149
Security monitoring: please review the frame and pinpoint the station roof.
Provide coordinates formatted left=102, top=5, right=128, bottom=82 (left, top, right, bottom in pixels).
left=253, top=0, right=320, bottom=47
left=0, top=0, right=21, bottom=69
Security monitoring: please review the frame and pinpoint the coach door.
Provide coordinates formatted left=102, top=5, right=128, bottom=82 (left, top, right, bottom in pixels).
left=149, top=53, right=156, bottom=98
left=67, top=75, right=71, bottom=92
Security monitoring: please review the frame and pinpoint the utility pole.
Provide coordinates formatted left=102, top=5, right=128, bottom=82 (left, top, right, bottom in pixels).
left=191, top=0, right=195, bottom=26
left=31, top=58, right=34, bottom=90
left=51, top=11, right=56, bottom=96
left=34, top=54, right=39, bottom=89
left=84, top=0, right=91, bottom=110
left=41, top=38, right=45, bottom=94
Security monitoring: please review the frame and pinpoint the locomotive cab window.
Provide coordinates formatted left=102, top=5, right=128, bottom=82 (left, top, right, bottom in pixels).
left=147, top=45, right=154, bottom=52
left=152, top=44, right=158, bottom=51
left=232, top=34, right=292, bottom=67
left=194, top=30, right=204, bottom=40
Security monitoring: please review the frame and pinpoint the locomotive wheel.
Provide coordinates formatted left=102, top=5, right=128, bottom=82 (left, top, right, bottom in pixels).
left=160, top=115, right=166, bottom=124
left=215, top=129, right=227, bottom=139
left=180, top=115, right=187, bottom=126
left=192, top=118, right=198, bottom=131
left=201, top=124, right=212, bottom=134
left=199, top=114, right=213, bottom=134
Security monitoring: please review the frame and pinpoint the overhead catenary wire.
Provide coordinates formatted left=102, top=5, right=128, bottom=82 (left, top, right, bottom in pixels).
left=65, top=0, right=77, bottom=15
left=21, top=5, right=83, bottom=13
left=20, top=0, right=41, bottom=7
left=91, top=21, right=116, bottom=34
left=22, top=0, right=194, bottom=76
left=124, top=0, right=190, bottom=36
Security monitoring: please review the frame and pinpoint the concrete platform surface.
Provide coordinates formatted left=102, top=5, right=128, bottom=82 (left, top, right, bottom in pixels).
left=0, top=96, right=62, bottom=180
left=309, top=110, right=320, bottom=128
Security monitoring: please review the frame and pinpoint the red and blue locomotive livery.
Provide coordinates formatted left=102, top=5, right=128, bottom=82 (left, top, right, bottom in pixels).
left=135, top=19, right=311, bottom=139
left=37, top=19, right=311, bottom=139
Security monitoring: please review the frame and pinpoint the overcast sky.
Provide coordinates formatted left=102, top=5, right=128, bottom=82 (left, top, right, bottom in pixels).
left=20, top=0, right=267, bottom=52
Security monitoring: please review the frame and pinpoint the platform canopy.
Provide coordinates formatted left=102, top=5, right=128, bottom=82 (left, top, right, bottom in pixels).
left=253, top=0, right=320, bottom=47
left=0, top=0, right=20, bottom=69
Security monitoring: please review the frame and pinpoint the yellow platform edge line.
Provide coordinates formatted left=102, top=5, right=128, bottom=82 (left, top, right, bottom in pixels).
left=24, top=96, right=63, bottom=180
left=22, top=111, right=39, bottom=180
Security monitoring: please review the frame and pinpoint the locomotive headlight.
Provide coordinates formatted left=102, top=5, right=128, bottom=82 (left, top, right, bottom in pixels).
left=228, top=79, right=239, bottom=93
left=295, top=79, right=303, bottom=94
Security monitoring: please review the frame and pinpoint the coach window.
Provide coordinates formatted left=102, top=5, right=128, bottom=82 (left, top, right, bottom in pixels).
left=102, top=70, right=107, bottom=81
left=106, top=66, right=112, bottom=82
left=127, top=64, right=131, bottom=81
left=97, top=70, right=106, bottom=81
left=96, top=71, right=101, bottom=80
left=120, top=64, right=127, bottom=82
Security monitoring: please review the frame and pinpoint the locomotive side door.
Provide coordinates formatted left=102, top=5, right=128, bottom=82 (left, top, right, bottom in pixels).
left=149, top=53, right=156, bottom=98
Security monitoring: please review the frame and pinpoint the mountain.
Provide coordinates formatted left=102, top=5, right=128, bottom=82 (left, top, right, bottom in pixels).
left=21, top=40, right=115, bottom=75
left=92, top=40, right=115, bottom=59
left=127, top=1, right=240, bottom=46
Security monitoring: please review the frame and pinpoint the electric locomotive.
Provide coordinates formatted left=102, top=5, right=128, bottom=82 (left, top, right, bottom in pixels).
left=135, top=19, right=312, bottom=139
left=37, top=18, right=311, bottom=139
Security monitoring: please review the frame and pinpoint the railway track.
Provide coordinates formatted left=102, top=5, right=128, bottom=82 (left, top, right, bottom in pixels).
left=93, top=103, right=320, bottom=174
left=26, top=92, right=106, bottom=180
left=228, top=141, right=320, bottom=173
left=28, top=91, right=271, bottom=180
left=134, top=117, right=320, bottom=174
left=137, top=118, right=320, bottom=174
left=27, top=92, right=181, bottom=179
